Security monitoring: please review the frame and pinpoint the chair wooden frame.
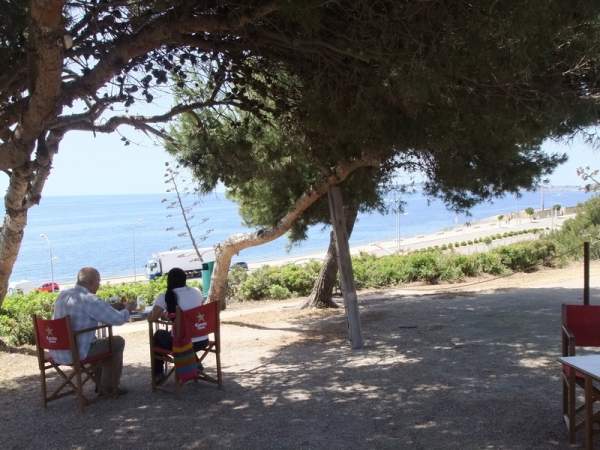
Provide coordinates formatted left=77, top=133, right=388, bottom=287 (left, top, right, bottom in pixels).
left=561, top=304, right=600, bottom=443
left=148, top=302, right=222, bottom=393
left=33, top=314, right=113, bottom=412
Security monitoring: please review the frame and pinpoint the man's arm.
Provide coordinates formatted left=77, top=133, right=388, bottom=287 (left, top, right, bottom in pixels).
left=84, top=295, right=131, bottom=325
left=147, top=305, right=164, bottom=322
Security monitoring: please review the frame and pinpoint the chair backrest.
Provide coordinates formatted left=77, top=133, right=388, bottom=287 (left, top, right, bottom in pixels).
left=562, top=304, right=600, bottom=347
left=180, top=302, right=219, bottom=340
left=33, top=315, right=72, bottom=350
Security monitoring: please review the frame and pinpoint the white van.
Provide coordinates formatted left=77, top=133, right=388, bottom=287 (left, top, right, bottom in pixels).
left=8, top=280, right=37, bottom=295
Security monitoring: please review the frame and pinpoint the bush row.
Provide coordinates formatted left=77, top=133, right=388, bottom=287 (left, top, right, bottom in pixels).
left=227, top=239, right=557, bottom=301
left=416, top=228, right=544, bottom=252
left=0, top=276, right=202, bottom=346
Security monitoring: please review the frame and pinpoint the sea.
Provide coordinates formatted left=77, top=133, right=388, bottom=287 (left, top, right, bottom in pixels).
left=4, top=187, right=595, bottom=285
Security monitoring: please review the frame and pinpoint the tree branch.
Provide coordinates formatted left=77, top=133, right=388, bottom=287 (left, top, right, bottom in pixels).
left=57, top=99, right=237, bottom=134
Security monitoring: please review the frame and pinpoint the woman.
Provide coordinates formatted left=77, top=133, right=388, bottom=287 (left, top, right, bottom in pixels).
left=148, top=267, right=208, bottom=380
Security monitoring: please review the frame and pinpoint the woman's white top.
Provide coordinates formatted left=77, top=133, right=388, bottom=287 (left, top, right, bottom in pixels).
left=154, top=286, right=207, bottom=342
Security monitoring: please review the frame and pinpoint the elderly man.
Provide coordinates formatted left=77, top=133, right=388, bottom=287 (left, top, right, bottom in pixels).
left=51, top=267, right=133, bottom=396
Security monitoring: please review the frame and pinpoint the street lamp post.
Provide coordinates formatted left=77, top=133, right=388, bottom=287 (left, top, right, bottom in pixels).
left=40, top=233, right=54, bottom=286
left=132, top=219, right=143, bottom=281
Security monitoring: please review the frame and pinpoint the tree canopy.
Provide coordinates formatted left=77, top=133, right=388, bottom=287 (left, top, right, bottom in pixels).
left=1, top=1, right=600, bottom=306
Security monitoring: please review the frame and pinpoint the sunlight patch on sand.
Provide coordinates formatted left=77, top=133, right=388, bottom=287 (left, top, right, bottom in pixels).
left=344, top=353, right=422, bottom=368
left=282, top=389, right=312, bottom=401
left=518, top=356, right=552, bottom=368
left=413, top=383, right=451, bottom=392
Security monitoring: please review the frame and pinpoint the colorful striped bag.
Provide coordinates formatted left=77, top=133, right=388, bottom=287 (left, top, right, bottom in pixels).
left=172, top=333, right=198, bottom=383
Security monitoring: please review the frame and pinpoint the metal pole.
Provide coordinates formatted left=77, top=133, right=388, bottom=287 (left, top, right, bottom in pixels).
left=40, top=234, right=54, bottom=285
left=584, top=241, right=590, bottom=305
left=396, top=203, right=401, bottom=252
left=133, top=226, right=137, bottom=282
left=49, top=246, right=54, bottom=286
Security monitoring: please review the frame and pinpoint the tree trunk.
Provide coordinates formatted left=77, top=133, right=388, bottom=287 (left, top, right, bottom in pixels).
left=0, top=132, right=62, bottom=305
left=206, top=157, right=381, bottom=307
left=328, top=186, right=364, bottom=349
left=304, top=203, right=358, bottom=309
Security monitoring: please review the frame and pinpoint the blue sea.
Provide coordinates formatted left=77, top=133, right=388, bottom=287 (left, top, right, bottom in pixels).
left=5, top=187, right=594, bottom=285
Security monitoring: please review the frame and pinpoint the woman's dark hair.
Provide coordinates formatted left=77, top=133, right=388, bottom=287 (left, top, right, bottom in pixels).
left=165, top=268, right=187, bottom=314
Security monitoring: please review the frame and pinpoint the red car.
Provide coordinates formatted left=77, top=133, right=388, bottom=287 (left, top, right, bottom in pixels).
left=38, top=282, right=60, bottom=293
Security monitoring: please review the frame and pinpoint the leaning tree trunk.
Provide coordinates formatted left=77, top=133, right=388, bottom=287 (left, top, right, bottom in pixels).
left=0, top=132, right=62, bottom=305
left=303, top=203, right=358, bottom=309
left=207, top=157, right=380, bottom=308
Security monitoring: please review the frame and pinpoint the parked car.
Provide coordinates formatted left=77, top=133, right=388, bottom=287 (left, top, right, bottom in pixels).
left=231, top=261, right=249, bottom=270
left=38, top=282, right=60, bottom=293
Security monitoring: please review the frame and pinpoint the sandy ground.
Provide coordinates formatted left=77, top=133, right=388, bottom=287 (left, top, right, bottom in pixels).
left=2, top=261, right=600, bottom=449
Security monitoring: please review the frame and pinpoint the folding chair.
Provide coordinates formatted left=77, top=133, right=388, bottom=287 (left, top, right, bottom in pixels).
left=32, top=315, right=113, bottom=412
left=149, top=301, right=222, bottom=392
left=561, top=304, right=600, bottom=443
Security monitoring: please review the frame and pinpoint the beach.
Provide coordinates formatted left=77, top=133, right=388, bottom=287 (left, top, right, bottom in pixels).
left=99, top=210, right=571, bottom=286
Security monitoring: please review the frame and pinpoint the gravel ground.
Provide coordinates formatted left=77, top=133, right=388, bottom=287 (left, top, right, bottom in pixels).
left=1, top=262, right=600, bottom=449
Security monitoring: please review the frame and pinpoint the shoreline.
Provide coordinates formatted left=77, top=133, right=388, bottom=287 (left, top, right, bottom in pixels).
left=98, top=209, right=571, bottom=286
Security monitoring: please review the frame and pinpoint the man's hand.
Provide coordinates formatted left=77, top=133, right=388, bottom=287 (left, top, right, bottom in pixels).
left=112, top=302, right=125, bottom=311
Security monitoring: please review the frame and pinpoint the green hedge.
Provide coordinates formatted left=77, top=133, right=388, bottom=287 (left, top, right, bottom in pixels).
left=0, top=237, right=564, bottom=346
left=0, top=291, right=57, bottom=346
left=0, top=275, right=201, bottom=346
left=225, top=239, right=558, bottom=301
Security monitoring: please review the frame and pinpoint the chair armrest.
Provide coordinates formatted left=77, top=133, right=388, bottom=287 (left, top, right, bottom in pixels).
left=74, top=324, right=113, bottom=335
left=148, top=318, right=172, bottom=326
left=562, top=324, right=576, bottom=356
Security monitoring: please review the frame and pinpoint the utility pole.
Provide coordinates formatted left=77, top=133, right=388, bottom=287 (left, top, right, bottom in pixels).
left=40, top=233, right=54, bottom=286
left=132, top=219, right=143, bottom=281
left=396, top=202, right=401, bottom=252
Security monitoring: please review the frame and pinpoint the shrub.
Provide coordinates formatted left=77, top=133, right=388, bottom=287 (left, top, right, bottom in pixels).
left=550, top=197, right=600, bottom=260
left=460, top=241, right=467, bottom=246
left=492, top=240, right=556, bottom=272
left=467, top=240, right=474, bottom=245
left=0, top=291, right=58, bottom=345
left=452, top=254, right=480, bottom=278
left=403, top=251, right=443, bottom=283
left=474, top=252, right=506, bottom=275
left=484, top=237, right=492, bottom=245
left=267, top=285, right=292, bottom=299
left=226, top=266, right=249, bottom=301
left=237, top=266, right=276, bottom=300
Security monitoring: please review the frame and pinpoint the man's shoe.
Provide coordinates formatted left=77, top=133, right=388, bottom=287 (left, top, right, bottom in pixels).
left=98, top=387, right=128, bottom=398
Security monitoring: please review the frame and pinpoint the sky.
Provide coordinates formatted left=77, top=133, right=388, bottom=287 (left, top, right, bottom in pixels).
left=0, top=126, right=598, bottom=197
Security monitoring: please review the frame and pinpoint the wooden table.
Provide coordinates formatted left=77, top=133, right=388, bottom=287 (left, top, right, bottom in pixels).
left=559, top=355, right=600, bottom=450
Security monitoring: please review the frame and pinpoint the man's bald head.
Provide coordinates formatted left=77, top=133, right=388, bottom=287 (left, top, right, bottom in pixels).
left=77, top=267, right=100, bottom=293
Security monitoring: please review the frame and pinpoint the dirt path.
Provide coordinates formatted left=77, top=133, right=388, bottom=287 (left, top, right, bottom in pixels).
left=1, top=261, right=599, bottom=449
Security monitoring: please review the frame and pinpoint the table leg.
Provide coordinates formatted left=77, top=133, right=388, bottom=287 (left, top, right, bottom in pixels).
left=586, top=375, right=593, bottom=450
